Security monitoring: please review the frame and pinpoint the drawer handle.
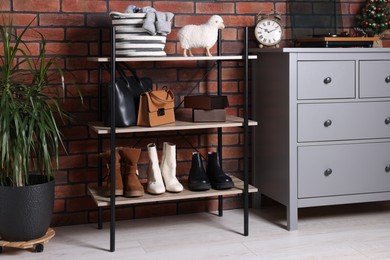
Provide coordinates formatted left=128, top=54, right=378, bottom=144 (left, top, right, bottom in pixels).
left=386, top=165, right=390, bottom=173
left=323, top=77, right=332, bottom=84
left=324, top=119, right=332, bottom=127
left=324, top=168, right=333, bottom=177
left=385, top=76, right=390, bottom=83
left=385, top=117, right=390, bottom=125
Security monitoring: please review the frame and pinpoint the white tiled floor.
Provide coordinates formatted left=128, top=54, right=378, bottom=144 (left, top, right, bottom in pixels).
left=3, top=201, right=390, bottom=259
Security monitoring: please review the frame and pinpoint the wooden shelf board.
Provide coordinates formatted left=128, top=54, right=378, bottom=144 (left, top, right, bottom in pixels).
left=88, top=176, right=258, bottom=207
left=88, top=55, right=257, bottom=62
left=89, top=116, right=258, bottom=135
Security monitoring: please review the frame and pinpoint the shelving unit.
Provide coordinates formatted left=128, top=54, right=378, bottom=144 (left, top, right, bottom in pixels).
left=88, top=27, right=257, bottom=252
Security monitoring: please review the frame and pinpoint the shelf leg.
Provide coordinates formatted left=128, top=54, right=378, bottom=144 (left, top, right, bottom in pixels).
left=109, top=26, right=116, bottom=253
left=97, top=135, right=103, bottom=229
left=98, top=29, right=103, bottom=122
left=243, top=27, right=249, bottom=237
left=217, top=128, right=223, bottom=217
left=97, top=28, right=103, bottom=232
left=98, top=208, right=103, bottom=229
left=98, top=29, right=103, bottom=232
left=217, top=31, right=224, bottom=219
left=218, top=195, right=223, bottom=217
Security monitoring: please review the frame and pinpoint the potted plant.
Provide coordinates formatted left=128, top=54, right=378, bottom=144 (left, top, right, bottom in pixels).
left=0, top=15, right=71, bottom=241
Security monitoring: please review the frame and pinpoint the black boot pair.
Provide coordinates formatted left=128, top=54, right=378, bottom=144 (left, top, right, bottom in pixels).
left=188, top=151, right=234, bottom=191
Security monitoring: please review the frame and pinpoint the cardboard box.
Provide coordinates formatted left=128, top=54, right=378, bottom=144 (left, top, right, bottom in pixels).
left=192, top=109, right=226, bottom=122
left=184, top=95, right=229, bottom=110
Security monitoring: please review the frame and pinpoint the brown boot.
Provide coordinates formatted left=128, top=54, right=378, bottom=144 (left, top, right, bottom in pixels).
left=119, top=147, right=144, bottom=197
left=100, top=149, right=124, bottom=196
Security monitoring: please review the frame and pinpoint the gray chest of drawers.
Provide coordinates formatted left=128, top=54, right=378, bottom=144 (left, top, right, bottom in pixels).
left=251, top=48, right=390, bottom=230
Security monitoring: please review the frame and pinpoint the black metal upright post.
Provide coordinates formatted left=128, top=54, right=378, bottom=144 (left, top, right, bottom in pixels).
left=243, top=27, right=249, bottom=236
left=97, top=29, right=103, bottom=230
left=97, top=135, right=103, bottom=230
left=217, top=30, right=223, bottom=217
left=217, top=31, right=223, bottom=156
left=98, top=29, right=103, bottom=122
left=109, top=27, right=116, bottom=252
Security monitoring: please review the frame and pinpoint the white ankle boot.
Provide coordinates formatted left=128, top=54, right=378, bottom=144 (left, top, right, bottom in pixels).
left=146, top=143, right=166, bottom=195
left=160, top=142, right=183, bottom=193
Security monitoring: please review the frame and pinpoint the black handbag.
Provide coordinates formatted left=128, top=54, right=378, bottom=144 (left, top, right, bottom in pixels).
left=105, top=63, right=153, bottom=127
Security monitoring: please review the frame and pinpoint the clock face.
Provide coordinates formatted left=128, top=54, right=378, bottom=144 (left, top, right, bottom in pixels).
left=255, top=19, right=282, bottom=46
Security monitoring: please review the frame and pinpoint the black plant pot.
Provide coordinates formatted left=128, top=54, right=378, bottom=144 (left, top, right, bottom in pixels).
left=0, top=175, right=54, bottom=241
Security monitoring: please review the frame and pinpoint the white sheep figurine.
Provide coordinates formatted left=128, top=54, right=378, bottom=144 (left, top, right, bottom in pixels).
left=178, top=15, right=225, bottom=57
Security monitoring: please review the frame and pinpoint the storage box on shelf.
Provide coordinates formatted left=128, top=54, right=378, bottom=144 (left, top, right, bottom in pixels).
left=88, top=27, right=257, bottom=252
left=184, top=95, right=229, bottom=122
left=110, top=12, right=167, bottom=57
left=251, top=48, right=390, bottom=231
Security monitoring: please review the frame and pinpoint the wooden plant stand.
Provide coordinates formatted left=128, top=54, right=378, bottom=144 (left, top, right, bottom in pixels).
left=0, top=228, right=55, bottom=253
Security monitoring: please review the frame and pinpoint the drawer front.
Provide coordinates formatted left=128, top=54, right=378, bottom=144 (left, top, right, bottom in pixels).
left=298, top=61, right=355, bottom=100
left=360, top=60, right=390, bottom=98
left=298, top=102, right=390, bottom=142
left=298, top=143, right=390, bottom=198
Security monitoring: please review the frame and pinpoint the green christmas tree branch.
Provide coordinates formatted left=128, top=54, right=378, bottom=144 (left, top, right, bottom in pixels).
left=356, top=0, right=390, bottom=36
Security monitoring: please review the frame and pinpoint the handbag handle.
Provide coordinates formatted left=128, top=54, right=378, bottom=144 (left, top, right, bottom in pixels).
left=117, top=62, right=147, bottom=91
left=148, top=90, right=174, bottom=103
left=104, top=62, right=148, bottom=92
left=115, top=63, right=131, bottom=85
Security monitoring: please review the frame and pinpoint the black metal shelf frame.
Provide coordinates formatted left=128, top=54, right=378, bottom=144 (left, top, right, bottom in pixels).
left=94, top=27, right=251, bottom=252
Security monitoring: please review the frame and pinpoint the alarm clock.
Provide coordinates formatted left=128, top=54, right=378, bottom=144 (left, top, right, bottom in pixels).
left=254, top=14, right=283, bottom=48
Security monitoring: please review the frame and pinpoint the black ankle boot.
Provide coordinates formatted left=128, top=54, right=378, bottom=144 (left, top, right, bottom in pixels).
left=188, top=152, right=211, bottom=191
left=206, top=152, right=234, bottom=190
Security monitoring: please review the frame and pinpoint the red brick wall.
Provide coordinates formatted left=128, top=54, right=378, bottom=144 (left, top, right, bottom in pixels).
left=2, top=0, right=389, bottom=227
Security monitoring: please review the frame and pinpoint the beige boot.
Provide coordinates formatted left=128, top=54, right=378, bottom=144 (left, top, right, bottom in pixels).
left=119, top=147, right=144, bottom=197
left=160, top=142, right=183, bottom=192
left=100, top=149, right=123, bottom=196
left=146, top=143, right=165, bottom=195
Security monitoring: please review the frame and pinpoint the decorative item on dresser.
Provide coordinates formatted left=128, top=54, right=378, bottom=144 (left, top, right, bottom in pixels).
left=251, top=47, right=390, bottom=231
left=355, top=0, right=390, bottom=38
left=254, top=12, right=283, bottom=48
